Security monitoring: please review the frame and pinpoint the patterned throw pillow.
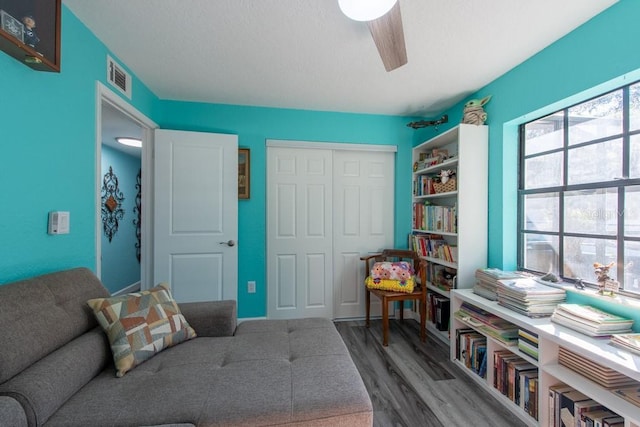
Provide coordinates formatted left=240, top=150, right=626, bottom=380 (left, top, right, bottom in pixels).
left=365, top=261, right=415, bottom=293
left=87, top=283, right=196, bottom=377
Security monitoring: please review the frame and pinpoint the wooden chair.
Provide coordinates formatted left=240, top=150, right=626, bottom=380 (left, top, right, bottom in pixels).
left=361, top=249, right=427, bottom=347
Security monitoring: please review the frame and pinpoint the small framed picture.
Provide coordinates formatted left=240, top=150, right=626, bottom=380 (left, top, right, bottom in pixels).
left=1, top=10, right=24, bottom=43
left=238, top=148, right=250, bottom=199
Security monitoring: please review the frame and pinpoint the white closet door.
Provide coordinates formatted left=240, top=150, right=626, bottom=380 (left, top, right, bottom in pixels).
left=267, top=147, right=334, bottom=319
left=333, top=150, right=395, bottom=319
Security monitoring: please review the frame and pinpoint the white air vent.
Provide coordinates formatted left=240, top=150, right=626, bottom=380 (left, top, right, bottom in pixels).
left=107, top=55, right=132, bottom=99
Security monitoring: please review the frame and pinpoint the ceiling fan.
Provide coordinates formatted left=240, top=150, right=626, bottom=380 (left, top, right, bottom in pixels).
left=338, top=0, right=407, bottom=72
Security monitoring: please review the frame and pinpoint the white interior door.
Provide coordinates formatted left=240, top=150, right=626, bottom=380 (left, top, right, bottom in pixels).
left=333, top=150, right=395, bottom=319
left=153, top=129, right=238, bottom=303
left=267, top=147, right=333, bottom=319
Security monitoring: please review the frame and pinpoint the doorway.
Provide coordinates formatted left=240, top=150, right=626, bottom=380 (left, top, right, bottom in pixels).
left=96, top=83, right=157, bottom=294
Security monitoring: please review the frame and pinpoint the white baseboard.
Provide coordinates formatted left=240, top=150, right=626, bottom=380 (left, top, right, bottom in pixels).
left=112, top=281, right=141, bottom=296
left=237, top=316, right=267, bottom=324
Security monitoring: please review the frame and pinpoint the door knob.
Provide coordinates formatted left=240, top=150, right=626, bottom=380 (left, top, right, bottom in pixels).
left=219, top=240, right=236, bottom=247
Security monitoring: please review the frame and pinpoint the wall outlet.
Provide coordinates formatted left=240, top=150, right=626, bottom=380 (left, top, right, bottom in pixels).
left=247, top=281, right=256, bottom=294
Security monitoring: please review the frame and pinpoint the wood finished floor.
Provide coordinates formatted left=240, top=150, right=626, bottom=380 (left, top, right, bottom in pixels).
left=335, top=319, right=527, bottom=427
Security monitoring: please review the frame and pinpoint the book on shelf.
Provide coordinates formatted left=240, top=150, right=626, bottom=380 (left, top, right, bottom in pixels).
left=455, top=328, right=476, bottom=361
left=613, top=385, right=640, bottom=408
left=610, top=333, right=640, bottom=355
left=520, top=371, right=539, bottom=420
left=558, top=347, right=638, bottom=389
left=582, top=409, right=622, bottom=427
left=455, top=302, right=519, bottom=345
left=493, top=349, right=538, bottom=418
left=434, top=295, right=450, bottom=331
left=518, top=327, right=539, bottom=360
left=551, top=304, right=634, bottom=337
left=456, top=329, right=488, bottom=378
left=558, top=389, right=591, bottom=427
left=549, top=384, right=575, bottom=427
left=411, top=203, right=457, bottom=233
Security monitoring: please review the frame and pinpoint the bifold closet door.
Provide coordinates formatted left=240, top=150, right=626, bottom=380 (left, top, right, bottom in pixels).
left=333, top=150, right=394, bottom=319
left=267, top=147, right=334, bottom=319
left=267, top=145, right=395, bottom=320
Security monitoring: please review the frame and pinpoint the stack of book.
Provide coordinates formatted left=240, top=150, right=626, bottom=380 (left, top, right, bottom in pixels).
left=548, top=383, right=623, bottom=427
left=496, top=278, right=566, bottom=317
left=518, top=328, right=539, bottom=360
left=455, top=329, right=487, bottom=378
left=558, top=347, right=638, bottom=389
left=473, top=268, right=524, bottom=301
left=610, top=333, right=640, bottom=356
left=493, top=350, right=538, bottom=420
left=551, top=304, right=634, bottom=337
left=454, top=302, right=519, bottom=345
left=613, top=385, right=640, bottom=409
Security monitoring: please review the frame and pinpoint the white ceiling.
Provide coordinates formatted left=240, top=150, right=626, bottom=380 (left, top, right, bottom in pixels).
left=64, top=0, right=617, bottom=117
left=101, top=101, right=143, bottom=158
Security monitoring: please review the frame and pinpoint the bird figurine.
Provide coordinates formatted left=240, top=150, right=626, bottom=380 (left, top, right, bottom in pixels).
left=462, top=95, right=492, bottom=125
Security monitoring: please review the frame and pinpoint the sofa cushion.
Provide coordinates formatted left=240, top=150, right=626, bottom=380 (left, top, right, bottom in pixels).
left=0, top=327, right=111, bottom=426
left=44, top=320, right=372, bottom=427
left=0, top=267, right=110, bottom=384
left=87, top=283, right=196, bottom=377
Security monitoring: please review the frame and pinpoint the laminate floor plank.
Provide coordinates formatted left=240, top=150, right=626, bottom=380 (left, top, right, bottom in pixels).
left=336, top=319, right=528, bottom=427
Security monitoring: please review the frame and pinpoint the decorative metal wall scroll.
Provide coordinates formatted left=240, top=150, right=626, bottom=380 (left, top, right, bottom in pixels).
left=101, top=166, right=125, bottom=242
left=133, top=169, right=142, bottom=262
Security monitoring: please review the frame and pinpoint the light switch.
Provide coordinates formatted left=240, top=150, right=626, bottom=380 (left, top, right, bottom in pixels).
left=48, top=211, right=70, bottom=235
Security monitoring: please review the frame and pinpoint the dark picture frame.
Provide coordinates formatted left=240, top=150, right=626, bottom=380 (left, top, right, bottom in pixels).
left=0, top=0, right=61, bottom=72
left=238, top=148, right=250, bottom=199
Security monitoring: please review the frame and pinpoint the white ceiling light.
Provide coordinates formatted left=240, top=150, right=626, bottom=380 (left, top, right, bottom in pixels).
left=116, top=137, right=142, bottom=148
left=338, top=0, right=398, bottom=21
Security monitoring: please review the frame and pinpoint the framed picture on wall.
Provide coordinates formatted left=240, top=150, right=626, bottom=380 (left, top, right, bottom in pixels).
left=238, top=148, right=250, bottom=199
left=0, top=0, right=61, bottom=72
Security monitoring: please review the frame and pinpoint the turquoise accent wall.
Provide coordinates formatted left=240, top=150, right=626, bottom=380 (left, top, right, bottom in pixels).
left=411, top=0, right=640, bottom=326
left=100, top=145, right=141, bottom=294
left=0, top=7, right=158, bottom=283
left=412, top=0, right=640, bottom=272
left=158, top=101, right=416, bottom=317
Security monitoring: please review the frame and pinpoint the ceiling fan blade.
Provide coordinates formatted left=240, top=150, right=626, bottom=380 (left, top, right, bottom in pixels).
left=367, top=1, right=407, bottom=72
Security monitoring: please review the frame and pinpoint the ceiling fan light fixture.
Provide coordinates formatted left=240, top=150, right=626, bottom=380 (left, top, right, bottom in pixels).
left=116, top=137, right=142, bottom=148
left=338, top=0, right=398, bottom=22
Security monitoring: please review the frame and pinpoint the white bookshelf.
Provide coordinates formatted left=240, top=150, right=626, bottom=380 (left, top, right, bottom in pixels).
left=411, top=124, right=488, bottom=341
left=451, top=288, right=640, bottom=427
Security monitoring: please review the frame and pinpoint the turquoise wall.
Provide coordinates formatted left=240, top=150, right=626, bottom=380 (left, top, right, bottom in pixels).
left=100, top=145, right=141, bottom=294
left=0, top=7, right=158, bottom=282
left=412, top=0, right=640, bottom=327
left=412, top=0, right=640, bottom=272
left=158, top=101, right=416, bottom=317
left=0, top=6, right=417, bottom=319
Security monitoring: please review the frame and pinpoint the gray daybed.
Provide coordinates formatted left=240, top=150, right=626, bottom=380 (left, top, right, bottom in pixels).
left=0, top=268, right=372, bottom=427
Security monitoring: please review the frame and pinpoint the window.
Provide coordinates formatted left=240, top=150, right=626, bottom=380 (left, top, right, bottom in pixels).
left=519, top=81, right=640, bottom=294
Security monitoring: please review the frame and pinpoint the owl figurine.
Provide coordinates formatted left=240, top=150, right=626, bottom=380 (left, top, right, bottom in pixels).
left=462, top=95, right=492, bottom=125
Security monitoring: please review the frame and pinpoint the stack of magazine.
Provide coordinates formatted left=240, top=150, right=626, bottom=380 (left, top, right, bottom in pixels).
left=496, top=278, right=566, bottom=317
left=551, top=304, right=634, bottom=337
left=473, top=268, right=524, bottom=301
left=454, top=302, right=519, bottom=345
left=610, top=333, right=640, bottom=356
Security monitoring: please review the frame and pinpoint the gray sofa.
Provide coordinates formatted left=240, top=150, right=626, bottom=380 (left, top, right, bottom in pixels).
left=0, top=268, right=372, bottom=427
